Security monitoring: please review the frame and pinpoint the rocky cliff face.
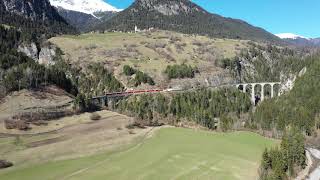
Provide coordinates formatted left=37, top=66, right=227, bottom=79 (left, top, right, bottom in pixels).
left=18, top=43, right=57, bottom=66
left=2, top=0, right=66, bottom=22
left=39, top=46, right=57, bottom=65
left=18, top=43, right=39, bottom=60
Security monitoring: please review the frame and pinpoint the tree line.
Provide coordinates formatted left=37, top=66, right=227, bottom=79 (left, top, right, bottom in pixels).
left=251, top=54, right=320, bottom=136
left=255, top=53, right=320, bottom=179
left=123, top=65, right=155, bottom=87
left=164, top=64, right=198, bottom=79
left=260, top=128, right=306, bottom=179
left=116, top=88, right=251, bottom=129
left=0, top=26, right=77, bottom=98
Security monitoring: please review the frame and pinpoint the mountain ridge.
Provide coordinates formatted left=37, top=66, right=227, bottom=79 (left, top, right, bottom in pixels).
left=49, top=0, right=119, bottom=32
left=0, top=0, right=77, bottom=36
left=276, top=33, right=320, bottom=47
left=96, top=0, right=283, bottom=43
left=50, top=0, right=121, bottom=15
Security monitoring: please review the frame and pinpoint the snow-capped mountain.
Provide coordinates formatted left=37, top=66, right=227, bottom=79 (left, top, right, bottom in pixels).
left=50, top=0, right=121, bottom=15
left=276, top=33, right=309, bottom=40
left=49, top=0, right=119, bottom=32
left=276, top=33, right=320, bottom=47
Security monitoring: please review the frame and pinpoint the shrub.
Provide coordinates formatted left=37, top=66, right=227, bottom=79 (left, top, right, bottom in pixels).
left=134, top=71, right=155, bottom=86
left=0, top=160, right=13, bottom=169
left=123, top=65, right=136, bottom=76
left=4, top=119, right=30, bottom=131
left=122, top=65, right=155, bottom=86
left=164, top=64, right=197, bottom=79
left=126, top=124, right=135, bottom=129
left=220, top=115, right=234, bottom=132
left=90, top=113, right=101, bottom=121
left=117, top=127, right=123, bottom=130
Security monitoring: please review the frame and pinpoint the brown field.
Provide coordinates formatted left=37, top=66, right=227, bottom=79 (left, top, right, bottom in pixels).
left=0, top=109, right=152, bottom=169
left=0, top=86, right=73, bottom=123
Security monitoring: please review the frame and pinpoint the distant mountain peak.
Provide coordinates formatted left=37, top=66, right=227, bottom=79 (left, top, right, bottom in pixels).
left=276, top=33, right=310, bottom=40
left=135, top=0, right=206, bottom=15
left=50, top=0, right=121, bottom=15
left=97, top=0, right=281, bottom=43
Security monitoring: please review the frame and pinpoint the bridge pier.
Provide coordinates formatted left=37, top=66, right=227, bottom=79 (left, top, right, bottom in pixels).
left=101, top=97, right=107, bottom=107
left=243, top=84, right=248, bottom=93
left=270, top=83, right=275, bottom=98
left=251, top=84, right=256, bottom=104
left=236, top=82, right=281, bottom=105
left=261, top=84, right=265, bottom=101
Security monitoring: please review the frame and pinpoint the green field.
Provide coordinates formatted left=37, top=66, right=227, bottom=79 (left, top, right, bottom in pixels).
left=0, top=128, right=277, bottom=180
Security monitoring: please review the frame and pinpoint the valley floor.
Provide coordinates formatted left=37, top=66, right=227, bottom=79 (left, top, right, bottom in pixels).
left=0, top=117, right=277, bottom=180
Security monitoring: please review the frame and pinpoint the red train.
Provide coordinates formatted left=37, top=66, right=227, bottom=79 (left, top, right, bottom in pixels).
left=106, top=89, right=164, bottom=97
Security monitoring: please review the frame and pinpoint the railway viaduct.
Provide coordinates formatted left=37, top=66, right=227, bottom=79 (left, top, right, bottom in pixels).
left=91, top=82, right=282, bottom=107
left=236, top=82, right=281, bottom=104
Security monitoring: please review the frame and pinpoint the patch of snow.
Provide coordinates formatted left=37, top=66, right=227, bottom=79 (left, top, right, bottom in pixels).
left=49, top=0, right=121, bottom=15
left=276, top=33, right=310, bottom=40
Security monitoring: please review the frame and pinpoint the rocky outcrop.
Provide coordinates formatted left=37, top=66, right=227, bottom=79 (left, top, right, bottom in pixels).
left=280, top=67, right=307, bottom=94
left=18, top=43, right=38, bottom=60
left=18, top=43, right=57, bottom=66
left=39, top=46, right=57, bottom=65
left=2, top=0, right=66, bottom=22
left=280, top=73, right=296, bottom=94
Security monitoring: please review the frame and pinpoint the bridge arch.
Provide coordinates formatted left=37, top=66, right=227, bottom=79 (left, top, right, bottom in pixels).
left=236, top=82, right=281, bottom=105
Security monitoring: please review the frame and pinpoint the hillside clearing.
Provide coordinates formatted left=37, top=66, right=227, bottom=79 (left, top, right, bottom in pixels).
left=0, top=128, right=277, bottom=180
left=50, top=31, right=248, bottom=88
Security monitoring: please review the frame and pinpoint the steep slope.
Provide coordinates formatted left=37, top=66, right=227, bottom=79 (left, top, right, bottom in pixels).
left=97, top=0, right=282, bottom=43
left=54, top=7, right=117, bottom=32
left=55, top=7, right=100, bottom=32
left=0, top=0, right=77, bottom=35
left=311, top=38, right=320, bottom=46
left=50, top=0, right=119, bottom=32
left=50, top=0, right=121, bottom=15
left=2, top=0, right=66, bottom=22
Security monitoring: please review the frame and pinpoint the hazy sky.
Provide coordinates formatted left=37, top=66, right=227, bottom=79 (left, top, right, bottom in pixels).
left=105, top=0, right=320, bottom=38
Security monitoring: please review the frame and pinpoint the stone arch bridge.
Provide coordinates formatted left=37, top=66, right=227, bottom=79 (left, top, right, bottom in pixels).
left=236, top=82, right=281, bottom=104
left=90, top=82, right=282, bottom=107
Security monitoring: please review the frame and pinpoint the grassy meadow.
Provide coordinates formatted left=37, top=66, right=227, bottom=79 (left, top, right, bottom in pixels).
left=0, top=128, right=277, bottom=180
left=49, top=31, right=247, bottom=86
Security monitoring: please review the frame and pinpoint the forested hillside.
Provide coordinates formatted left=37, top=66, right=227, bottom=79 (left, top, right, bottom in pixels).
left=252, top=53, right=320, bottom=136
left=55, top=7, right=117, bottom=32
left=0, top=0, right=77, bottom=38
left=217, top=42, right=310, bottom=83
left=97, top=0, right=282, bottom=43
left=0, top=26, right=77, bottom=98
left=116, top=88, right=251, bottom=129
left=251, top=53, right=320, bottom=179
